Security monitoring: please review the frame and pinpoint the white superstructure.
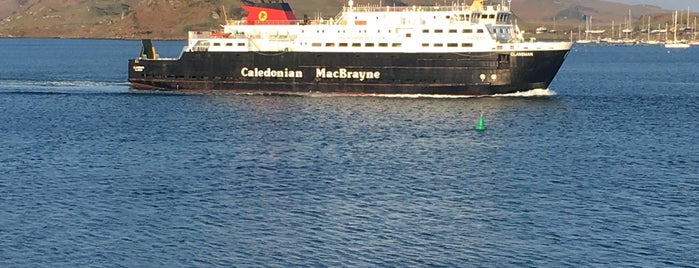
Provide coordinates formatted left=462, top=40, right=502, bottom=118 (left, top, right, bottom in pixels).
left=185, top=0, right=571, bottom=54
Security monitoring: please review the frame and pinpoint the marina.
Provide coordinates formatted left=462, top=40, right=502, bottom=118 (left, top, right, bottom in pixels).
left=530, top=8, right=697, bottom=47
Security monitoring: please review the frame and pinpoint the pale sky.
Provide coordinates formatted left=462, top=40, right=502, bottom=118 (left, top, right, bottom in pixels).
left=606, top=0, right=699, bottom=11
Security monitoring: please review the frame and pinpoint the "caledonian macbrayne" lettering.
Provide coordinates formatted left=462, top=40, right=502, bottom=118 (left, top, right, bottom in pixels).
left=240, top=67, right=381, bottom=81
left=315, top=68, right=380, bottom=81
left=241, top=67, right=303, bottom=78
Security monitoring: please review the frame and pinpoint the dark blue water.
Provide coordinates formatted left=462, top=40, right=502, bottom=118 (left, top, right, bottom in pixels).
left=1, top=39, right=698, bottom=267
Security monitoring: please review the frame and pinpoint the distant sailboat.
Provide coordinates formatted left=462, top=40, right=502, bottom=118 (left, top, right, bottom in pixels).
left=666, top=10, right=690, bottom=48
left=577, top=17, right=591, bottom=44
left=645, top=16, right=660, bottom=45
left=549, top=16, right=558, bottom=33
left=577, top=16, right=602, bottom=44
left=692, top=17, right=699, bottom=46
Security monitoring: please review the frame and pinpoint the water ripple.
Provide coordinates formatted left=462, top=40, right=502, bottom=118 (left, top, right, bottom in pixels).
left=1, top=39, right=699, bottom=267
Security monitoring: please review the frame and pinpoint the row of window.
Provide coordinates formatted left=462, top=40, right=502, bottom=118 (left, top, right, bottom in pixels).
left=456, top=13, right=509, bottom=21
left=303, top=28, right=487, bottom=34
left=304, top=42, right=475, bottom=48
left=301, top=42, right=478, bottom=48
left=310, top=42, right=402, bottom=48
left=211, top=42, right=477, bottom=48
left=212, top=42, right=246, bottom=47
left=422, top=43, right=474, bottom=48
left=422, top=29, right=484, bottom=34
left=305, top=30, right=389, bottom=34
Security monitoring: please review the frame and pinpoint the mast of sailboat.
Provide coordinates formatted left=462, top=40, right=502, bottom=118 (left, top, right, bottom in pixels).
left=627, top=9, right=631, bottom=39
left=619, top=19, right=622, bottom=39
left=647, top=16, right=651, bottom=42
left=578, top=24, right=581, bottom=41
left=673, top=10, right=678, bottom=43
left=570, top=28, right=573, bottom=42
left=679, top=9, right=683, bottom=32
left=586, top=16, right=590, bottom=41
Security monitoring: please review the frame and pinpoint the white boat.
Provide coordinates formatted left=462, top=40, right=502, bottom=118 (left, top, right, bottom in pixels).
left=586, top=30, right=606, bottom=34
left=666, top=43, right=690, bottom=48
left=577, top=16, right=603, bottom=44
left=666, top=11, right=690, bottom=49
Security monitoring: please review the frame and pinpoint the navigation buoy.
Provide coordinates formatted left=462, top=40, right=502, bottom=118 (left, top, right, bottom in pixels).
left=475, top=112, right=487, bottom=131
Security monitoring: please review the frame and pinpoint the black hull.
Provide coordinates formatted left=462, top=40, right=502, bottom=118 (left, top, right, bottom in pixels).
left=128, top=50, right=569, bottom=95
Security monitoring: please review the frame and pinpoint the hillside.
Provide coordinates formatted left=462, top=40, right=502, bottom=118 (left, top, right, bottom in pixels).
left=0, top=0, right=681, bottom=39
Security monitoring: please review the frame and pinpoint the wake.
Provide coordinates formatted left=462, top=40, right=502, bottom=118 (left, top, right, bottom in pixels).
left=0, top=79, right=130, bottom=94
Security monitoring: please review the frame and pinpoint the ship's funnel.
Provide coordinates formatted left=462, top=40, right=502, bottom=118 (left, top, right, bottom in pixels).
left=140, top=39, right=157, bottom=59
left=242, top=0, right=297, bottom=24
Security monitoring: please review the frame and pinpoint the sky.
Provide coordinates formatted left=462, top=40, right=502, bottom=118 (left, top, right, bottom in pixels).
left=606, top=0, right=699, bottom=11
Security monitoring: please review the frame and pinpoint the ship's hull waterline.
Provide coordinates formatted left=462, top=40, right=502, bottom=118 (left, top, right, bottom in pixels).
left=129, top=49, right=569, bottom=96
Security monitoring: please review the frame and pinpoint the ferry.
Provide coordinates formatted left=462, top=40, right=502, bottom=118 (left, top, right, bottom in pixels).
left=128, top=0, right=572, bottom=95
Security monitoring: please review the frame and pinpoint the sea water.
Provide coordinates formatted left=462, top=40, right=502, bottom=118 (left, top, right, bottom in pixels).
left=1, top=39, right=698, bottom=266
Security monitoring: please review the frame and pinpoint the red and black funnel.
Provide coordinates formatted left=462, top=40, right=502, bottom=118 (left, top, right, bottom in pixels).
left=241, top=0, right=297, bottom=24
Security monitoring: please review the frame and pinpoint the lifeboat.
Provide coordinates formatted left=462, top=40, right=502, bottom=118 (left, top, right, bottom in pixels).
left=211, top=31, right=232, bottom=38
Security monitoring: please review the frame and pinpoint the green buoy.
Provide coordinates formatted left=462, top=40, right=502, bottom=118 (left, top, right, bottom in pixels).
left=475, top=112, right=487, bottom=131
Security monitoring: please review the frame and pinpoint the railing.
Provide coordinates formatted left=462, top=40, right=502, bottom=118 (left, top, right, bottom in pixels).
left=342, top=4, right=510, bottom=13
left=223, top=19, right=351, bottom=26
left=189, top=31, right=246, bottom=39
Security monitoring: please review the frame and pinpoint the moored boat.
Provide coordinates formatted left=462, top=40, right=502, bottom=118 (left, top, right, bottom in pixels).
left=665, top=11, right=690, bottom=49
left=128, top=0, right=572, bottom=96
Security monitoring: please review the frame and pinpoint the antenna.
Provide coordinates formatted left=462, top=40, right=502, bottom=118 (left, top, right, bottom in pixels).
left=221, top=5, right=228, bottom=22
